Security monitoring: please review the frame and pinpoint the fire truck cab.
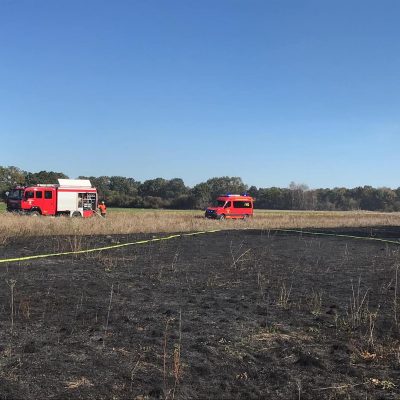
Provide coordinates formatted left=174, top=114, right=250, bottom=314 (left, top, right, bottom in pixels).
left=205, top=194, right=254, bottom=220
left=6, top=179, right=98, bottom=218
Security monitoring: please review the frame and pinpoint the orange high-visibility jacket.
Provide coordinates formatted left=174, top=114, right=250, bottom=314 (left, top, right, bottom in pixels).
left=98, top=204, right=107, bottom=213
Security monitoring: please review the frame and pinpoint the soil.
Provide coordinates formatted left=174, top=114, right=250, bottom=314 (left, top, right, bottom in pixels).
left=0, top=227, right=400, bottom=399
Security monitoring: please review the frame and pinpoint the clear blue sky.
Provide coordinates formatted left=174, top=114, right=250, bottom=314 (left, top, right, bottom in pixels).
left=1, top=0, right=399, bottom=189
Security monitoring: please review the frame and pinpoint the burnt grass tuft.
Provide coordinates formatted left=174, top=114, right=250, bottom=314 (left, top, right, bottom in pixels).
left=0, top=228, right=400, bottom=399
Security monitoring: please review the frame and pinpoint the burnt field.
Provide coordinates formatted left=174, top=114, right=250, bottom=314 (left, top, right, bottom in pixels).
left=0, top=228, right=400, bottom=399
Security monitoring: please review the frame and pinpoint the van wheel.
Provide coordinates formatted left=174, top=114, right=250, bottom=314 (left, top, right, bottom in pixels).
left=243, top=214, right=249, bottom=220
left=71, top=211, right=82, bottom=218
left=218, top=214, right=225, bottom=220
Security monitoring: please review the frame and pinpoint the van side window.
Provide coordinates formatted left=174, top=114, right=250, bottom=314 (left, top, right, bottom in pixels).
left=36, top=191, right=43, bottom=199
left=224, top=201, right=231, bottom=208
left=233, top=201, right=252, bottom=208
left=45, top=191, right=53, bottom=199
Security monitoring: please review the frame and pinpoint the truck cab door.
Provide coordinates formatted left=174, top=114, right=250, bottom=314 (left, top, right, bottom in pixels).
left=44, top=190, right=57, bottom=215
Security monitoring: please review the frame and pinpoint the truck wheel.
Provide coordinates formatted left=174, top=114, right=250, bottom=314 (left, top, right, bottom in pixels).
left=71, top=211, right=82, bottom=218
left=30, top=211, right=41, bottom=217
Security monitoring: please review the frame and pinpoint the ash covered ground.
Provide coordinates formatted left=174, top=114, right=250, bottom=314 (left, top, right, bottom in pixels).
left=0, top=228, right=399, bottom=399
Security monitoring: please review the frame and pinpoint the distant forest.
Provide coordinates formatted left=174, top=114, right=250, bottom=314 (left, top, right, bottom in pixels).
left=1, top=165, right=400, bottom=211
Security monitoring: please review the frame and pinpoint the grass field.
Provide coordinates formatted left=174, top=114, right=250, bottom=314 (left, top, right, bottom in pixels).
left=1, top=202, right=400, bottom=398
left=1, top=203, right=400, bottom=244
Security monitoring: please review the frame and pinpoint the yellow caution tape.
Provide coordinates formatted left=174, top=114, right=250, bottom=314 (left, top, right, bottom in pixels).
left=275, top=229, right=400, bottom=246
left=0, top=227, right=398, bottom=265
left=0, top=230, right=222, bottom=264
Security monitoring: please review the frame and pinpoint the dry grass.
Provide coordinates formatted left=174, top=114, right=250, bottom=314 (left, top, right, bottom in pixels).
left=0, top=210, right=400, bottom=242
left=65, top=377, right=93, bottom=389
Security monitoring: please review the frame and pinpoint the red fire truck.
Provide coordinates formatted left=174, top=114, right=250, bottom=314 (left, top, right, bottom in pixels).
left=6, top=179, right=98, bottom=218
left=205, top=194, right=254, bottom=220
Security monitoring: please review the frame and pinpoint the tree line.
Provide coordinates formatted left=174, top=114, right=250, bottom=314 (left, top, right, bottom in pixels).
left=1, top=165, right=400, bottom=211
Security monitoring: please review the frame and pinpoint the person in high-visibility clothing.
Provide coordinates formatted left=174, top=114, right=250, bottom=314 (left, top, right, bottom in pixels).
left=98, top=201, right=107, bottom=218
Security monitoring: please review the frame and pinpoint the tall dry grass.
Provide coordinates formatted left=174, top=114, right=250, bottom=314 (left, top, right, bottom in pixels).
left=0, top=210, right=400, bottom=243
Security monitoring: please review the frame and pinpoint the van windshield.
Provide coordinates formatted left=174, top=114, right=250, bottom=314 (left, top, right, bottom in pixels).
left=213, top=200, right=226, bottom=207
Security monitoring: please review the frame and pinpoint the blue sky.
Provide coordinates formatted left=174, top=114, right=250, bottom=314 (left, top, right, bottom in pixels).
left=1, top=0, right=399, bottom=189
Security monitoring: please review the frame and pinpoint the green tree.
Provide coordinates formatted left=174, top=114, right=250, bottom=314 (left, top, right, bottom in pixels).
left=188, top=177, right=248, bottom=209
left=109, top=176, right=139, bottom=196
left=25, top=170, right=68, bottom=185
left=188, top=182, right=212, bottom=209
left=78, top=176, right=111, bottom=201
left=256, top=187, right=291, bottom=209
left=205, top=176, right=248, bottom=199
left=0, top=166, right=26, bottom=197
left=164, top=178, right=188, bottom=199
left=138, top=178, right=168, bottom=198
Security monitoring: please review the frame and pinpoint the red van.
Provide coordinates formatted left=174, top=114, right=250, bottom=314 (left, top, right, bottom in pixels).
left=205, top=194, right=254, bottom=220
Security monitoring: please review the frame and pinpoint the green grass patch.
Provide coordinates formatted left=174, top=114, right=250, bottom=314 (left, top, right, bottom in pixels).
left=0, top=203, right=5, bottom=213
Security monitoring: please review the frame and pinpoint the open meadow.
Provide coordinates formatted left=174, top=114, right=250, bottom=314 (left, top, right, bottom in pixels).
left=1, top=208, right=400, bottom=244
left=0, top=209, right=399, bottom=399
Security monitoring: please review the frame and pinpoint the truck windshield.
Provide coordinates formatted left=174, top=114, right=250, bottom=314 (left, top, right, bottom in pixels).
left=8, top=189, right=24, bottom=200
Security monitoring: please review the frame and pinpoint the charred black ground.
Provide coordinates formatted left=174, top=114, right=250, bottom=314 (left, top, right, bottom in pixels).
left=0, top=227, right=399, bottom=399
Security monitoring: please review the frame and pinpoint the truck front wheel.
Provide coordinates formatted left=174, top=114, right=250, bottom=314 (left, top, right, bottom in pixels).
left=30, top=211, right=41, bottom=217
left=71, top=211, right=82, bottom=218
